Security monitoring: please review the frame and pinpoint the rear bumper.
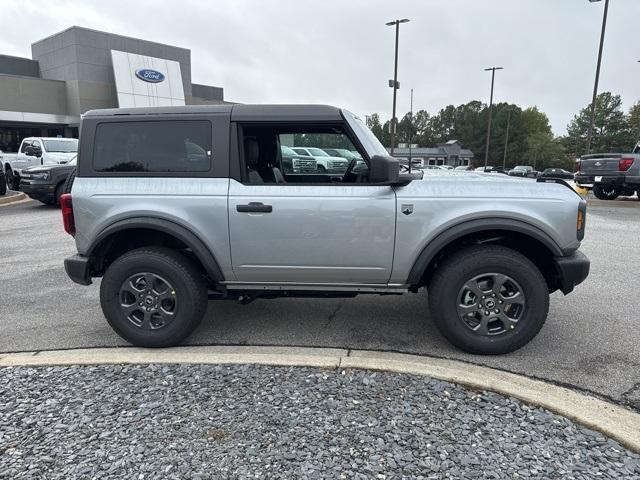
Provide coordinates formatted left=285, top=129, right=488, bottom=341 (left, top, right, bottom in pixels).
left=575, top=173, right=625, bottom=185
left=553, top=250, right=590, bottom=295
left=64, top=254, right=92, bottom=285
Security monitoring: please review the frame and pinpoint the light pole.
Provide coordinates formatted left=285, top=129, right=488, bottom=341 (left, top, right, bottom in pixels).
left=502, top=108, right=512, bottom=169
left=408, top=88, right=414, bottom=172
left=386, top=18, right=409, bottom=155
left=585, top=0, right=610, bottom=154
left=483, top=66, right=503, bottom=168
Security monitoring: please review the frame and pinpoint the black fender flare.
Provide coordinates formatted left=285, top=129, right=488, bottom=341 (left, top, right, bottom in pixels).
left=87, top=216, right=225, bottom=282
left=406, top=217, right=564, bottom=285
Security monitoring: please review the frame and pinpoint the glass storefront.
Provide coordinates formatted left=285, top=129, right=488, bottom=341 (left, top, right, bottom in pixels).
left=0, top=124, right=78, bottom=153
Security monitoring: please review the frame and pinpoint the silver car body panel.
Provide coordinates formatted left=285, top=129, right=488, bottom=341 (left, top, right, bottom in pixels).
left=227, top=179, right=396, bottom=283
left=72, top=176, right=235, bottom=280
left=389, top=171, right=582, bottom=283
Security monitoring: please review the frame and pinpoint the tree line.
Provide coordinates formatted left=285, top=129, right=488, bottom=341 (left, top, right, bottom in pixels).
left=366, top=92, right=640, bottom=171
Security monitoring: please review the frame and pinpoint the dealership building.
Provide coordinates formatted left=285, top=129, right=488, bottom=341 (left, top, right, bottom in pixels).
left=0, top=26, right=225, bottom=153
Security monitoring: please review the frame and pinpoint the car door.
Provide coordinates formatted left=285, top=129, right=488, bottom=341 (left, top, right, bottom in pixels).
left=14, top=140, right=31, bottom=172
left=227, top=127, right=397, bottom=285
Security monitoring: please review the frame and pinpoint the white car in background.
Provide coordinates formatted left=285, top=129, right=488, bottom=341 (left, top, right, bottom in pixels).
left=291, top=147, right=349, bottom=173
left=1, top=137, right=78, bottom=190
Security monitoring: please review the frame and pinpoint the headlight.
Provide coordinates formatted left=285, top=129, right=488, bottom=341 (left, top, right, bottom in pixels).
left=31, top=172, right=49, bottom=180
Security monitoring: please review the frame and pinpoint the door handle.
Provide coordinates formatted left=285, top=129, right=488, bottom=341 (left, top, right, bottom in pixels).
left=236, top=202, right=273, bottom=213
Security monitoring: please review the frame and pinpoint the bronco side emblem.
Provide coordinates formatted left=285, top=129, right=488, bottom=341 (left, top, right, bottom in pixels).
left=401, top=204, right=414, bottom=215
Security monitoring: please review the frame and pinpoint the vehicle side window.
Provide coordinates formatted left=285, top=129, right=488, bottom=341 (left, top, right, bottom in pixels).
left=32, top=140, right=42, bottom=152
left=20, top=141, right=31, bottom=153
left=240, top=125, right=369, bottom=185
left=93, top=121, right=212, bottom=173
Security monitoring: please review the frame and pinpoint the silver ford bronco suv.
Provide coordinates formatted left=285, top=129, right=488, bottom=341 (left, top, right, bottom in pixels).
left=61, top=104, right=589, bottom=354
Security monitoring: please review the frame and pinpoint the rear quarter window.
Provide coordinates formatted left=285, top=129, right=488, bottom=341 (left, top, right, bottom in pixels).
left=93, top=120, right=212, bottom=173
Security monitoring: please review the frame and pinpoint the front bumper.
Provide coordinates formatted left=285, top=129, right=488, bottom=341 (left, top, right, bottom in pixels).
left=64, top=254, right=92, bottom=285
left=553, top=250, right=590, bottom=295
left=19, top=180, right=56, bottom=203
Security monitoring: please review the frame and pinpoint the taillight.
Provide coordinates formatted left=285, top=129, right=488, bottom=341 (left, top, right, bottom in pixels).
left=60, top=193, right=75, bottom=237
left=619, top=157, right=633, bottom=171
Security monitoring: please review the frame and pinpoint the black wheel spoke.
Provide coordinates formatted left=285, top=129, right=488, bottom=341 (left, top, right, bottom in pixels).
left=118, top=272, right=177, bottom=331
left=457, top=272, right=525, bottom=337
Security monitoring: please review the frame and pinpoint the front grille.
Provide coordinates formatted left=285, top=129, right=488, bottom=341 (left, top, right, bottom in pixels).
left=293, top=159, right=317, bottom=172
left=329, top=161, right=347, bottom=170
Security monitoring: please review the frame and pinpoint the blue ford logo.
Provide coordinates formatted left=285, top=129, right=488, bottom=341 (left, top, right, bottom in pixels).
left=135, top=69, right=165, bottom=83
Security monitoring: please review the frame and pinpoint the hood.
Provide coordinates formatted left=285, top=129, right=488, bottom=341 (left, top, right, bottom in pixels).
left=400, top=170, right=579, bottom=201
left=24, top=163, right=75, bottom=174
left=43, top=152, right=77, bottom=164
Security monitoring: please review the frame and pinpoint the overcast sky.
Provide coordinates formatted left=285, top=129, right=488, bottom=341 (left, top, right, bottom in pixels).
left=2, top=0, right=639, bottom=135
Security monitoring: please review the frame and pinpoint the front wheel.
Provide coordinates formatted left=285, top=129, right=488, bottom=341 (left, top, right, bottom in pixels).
left=5, top=168, right=18, bottom=191
left=593, top=184, right=619, bottom=200
left=428, top=245, right=549, bottom=355
left=100, top=247, right=208, bottom=347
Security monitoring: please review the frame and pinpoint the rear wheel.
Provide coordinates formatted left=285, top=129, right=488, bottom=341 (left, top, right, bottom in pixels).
left=0, top=174, right=6, bottom=195
left=428, top=245, right=549, bottom=355
left=100, top=247, right=208, bottom=347
left=593, top=184, right=619, bottom=200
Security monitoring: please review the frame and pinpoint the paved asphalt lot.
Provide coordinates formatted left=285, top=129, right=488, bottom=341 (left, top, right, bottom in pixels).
left=1, top=198, right=639, bottom=410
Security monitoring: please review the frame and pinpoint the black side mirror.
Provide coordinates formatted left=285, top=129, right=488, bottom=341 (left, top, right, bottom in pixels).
left=369, top=155, right=399, bottom=183
left=369, top=155, right=414, bottom=185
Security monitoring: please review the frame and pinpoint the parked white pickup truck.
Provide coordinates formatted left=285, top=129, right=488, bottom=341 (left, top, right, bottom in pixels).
left=1, top=137, right=78, bottom=190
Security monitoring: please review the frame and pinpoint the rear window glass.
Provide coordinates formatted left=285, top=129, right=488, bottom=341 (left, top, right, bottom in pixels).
left=93, top=121, right=212, bottom=173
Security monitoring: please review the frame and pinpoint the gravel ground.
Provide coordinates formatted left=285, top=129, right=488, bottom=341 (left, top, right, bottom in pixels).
left=1, top=365, right=639, bottom=479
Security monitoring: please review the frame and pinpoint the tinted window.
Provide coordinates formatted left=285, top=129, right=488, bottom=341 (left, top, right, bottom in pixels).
left=20, top=141, right=31, bottom=153
left=93, top=121, right=211, bottom=173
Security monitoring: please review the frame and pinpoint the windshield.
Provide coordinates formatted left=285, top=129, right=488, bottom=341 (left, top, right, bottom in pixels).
left=342, top=110, right=388, bottom=158
left=307, top=148, right=329, bottom=157
left=43, top=139, right=78, bottom=153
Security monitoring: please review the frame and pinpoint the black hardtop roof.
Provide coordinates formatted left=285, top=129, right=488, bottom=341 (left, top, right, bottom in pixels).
left=83, top=104, right=344, bottom=122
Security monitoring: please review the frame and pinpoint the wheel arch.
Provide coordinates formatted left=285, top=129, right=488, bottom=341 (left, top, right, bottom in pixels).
left=87, top=217, right=225, bottom=284
left=407, top=218, right=566, bottom=292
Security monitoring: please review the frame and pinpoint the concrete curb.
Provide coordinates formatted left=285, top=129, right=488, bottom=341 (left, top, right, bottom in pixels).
left=1, top=346, right=638, bottom=453
left=0, top=192, right=26, bottom=205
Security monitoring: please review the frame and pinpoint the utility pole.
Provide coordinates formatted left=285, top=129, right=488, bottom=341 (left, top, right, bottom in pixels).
left=585, top=0, right=610, bottom=154
left=483, top=66, right=503, bottom=169
left=409, top=88, right=413, bottom=173
left=502, top=109, right=511, bottom=169
left=386, top=18, right=409, bottom=155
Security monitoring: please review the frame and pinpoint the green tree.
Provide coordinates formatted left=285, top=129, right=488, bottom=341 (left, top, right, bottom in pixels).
left=627, top=102, right=640, bottom=148
left=564, top=92, right=632, bottom=156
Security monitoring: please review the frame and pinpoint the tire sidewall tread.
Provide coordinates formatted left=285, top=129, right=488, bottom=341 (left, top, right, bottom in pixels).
left=428, top=245, right=549, bottom=355
left=100, top=246, right=207, bottom=347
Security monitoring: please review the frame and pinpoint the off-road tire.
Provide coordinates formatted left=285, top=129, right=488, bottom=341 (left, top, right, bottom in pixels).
left=54, top=182, right=65, bottom=206
left=100, top=247, right=208, bottom=347
left=593, top=184, right=619, bottom=200
left=428, top=245, right=549, bottom=355
left=5, top=167, right=18, bottom=191
left=63, top=167, right=76, bottom=194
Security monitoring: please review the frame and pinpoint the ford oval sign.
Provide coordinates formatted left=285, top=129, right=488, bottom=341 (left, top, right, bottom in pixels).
left=135, top=69, right=165, bottom=83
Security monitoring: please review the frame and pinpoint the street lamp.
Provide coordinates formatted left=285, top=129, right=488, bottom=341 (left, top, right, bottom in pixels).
left=585, top=0, right=610, bottom=154
left=386, top=18, right=410, bottom=155
left=483, top=66, right=503, bottom=168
